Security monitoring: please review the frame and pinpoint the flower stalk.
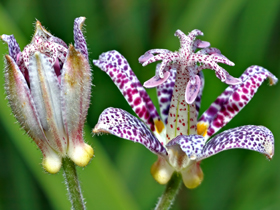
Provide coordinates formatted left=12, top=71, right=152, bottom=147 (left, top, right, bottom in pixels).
left=62, top=157, right=85, bottom=210
left=155, top=172, right=182, bottom=210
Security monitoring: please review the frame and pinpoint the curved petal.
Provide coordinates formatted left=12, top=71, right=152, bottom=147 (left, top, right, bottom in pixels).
left=197, top=125, right=274, bottom=161
left=73, top=17, right=88, bottom=60
left=93, top=108, right=168, bottom=156
left=198, top=65, right=278, bottom=139
left=61, top=45, right=93, bottom=166
left=1, top=34, right=21, bottom=61
left=28, top=52, right=67, bottom=154
left=4, top=55, right=62, bottom=173
left=93, top=50, right=161, bottom=133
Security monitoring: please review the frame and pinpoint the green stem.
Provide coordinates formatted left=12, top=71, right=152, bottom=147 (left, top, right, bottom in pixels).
left=155, top=172, right=182, bottom=210
left=62, top=157, right=85, bottom=210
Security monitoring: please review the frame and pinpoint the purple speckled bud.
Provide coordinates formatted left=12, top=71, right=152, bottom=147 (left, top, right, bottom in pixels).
left=1, top=17, right=93, bottom=173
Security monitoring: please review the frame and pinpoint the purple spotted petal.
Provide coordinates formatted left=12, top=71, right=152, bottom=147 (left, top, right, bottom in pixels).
left=1, top=34, right=21, bottom=61
left=74, top=17, right=88, bottom=60
left=166, top=135, right=205, bottom=160
left=198, top=65, right=278, bottom=139
left=197, top=125, right=274, bottom=161
left=157, top=67, right=176, bottom=125
left=93, top=50, right=161, bottom=132
left=93, top=107, right=168, bottom=156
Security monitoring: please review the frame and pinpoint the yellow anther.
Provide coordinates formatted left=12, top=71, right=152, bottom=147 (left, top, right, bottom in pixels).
left=155, top=119, right=165, bottom=134
left=197, top=122, right=209, bottom=137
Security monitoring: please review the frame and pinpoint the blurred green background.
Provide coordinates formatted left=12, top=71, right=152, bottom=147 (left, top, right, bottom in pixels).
left=0, top=0, right=280, bottom=209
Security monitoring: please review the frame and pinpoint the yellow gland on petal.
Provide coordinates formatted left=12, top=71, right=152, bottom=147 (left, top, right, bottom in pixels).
left=151, top=156, right=174, bottom=185
left=196, top=122, right=209, bottom=137
left=42, top=152, right=62, bottom=174
left=181, top=162, right=204, bottom=189
left=67, top=143, right=94, bottom=167
left=155, top=119, right=165, bottom=134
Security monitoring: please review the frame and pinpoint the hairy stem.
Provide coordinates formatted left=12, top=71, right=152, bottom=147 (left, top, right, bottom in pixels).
left=62, top=157, right=85, bottom=210
left=155, top=172, right=182, bottom=210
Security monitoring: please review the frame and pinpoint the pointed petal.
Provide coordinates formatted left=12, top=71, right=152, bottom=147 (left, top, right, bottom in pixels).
left=28, top=52, right=67, bottom=154
left=93, top=108, right=168, bottom=156
left=166, top=134, right=205, bottom=161
left=197, top=125, right=274, bottom=161
left=181, top=162, right=203, bottom=189
left=151, top=156, right=174, bottom=184
left=157, top=67, right=176, bottom=125
left=4, top=54, right=46, bottom=146
left=185, top=75, right=201, bottom=104
left=4, top=55, right=62, bottom=173
left=61, top=45, right=93, bottom=166
left=73, top=17, right=88, bottom=60
left=93, top=50, right=161, bottom=133
left=1, top=34, right=21, bottom=61
left=198, top=66, right=278, bottom=139
left=33, top=20, right=68, bottom=49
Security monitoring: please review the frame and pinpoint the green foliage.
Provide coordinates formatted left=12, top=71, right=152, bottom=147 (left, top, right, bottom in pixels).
left=0, top=0, right=280, bottom=209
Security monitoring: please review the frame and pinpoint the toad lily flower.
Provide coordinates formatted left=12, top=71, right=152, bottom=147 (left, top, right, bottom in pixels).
left=1, top=17, right=93, bottom=174
left=93, top=34, right=276, bottom=189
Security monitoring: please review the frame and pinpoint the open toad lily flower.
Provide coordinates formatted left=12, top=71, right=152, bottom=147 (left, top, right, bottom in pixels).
left=93, top=50, right=277, bottom=189
left=1, top=17, right=93, bottom=174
